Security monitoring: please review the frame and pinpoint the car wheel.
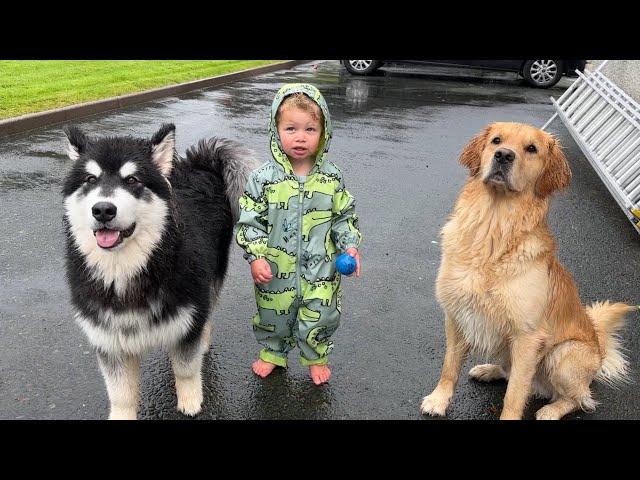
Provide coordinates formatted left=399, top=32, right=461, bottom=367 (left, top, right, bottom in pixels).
left=343, top=60, right=382, bottom=75
left=522, top=60, right=563, bottom=88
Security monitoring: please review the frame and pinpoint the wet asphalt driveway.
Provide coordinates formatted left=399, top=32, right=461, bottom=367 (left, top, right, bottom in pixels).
left=1, top=61, right=639, bottom=420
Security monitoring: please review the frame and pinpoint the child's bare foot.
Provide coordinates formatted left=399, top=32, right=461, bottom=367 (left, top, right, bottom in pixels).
left=252, top=359, right=277, bottom=378
left=309, top=364, right=331, bottom=385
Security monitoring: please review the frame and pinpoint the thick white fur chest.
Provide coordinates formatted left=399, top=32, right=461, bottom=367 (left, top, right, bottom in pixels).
left=437, top=271, right=510, bottom=358
left=76, top=304, right=195, bottom=355
left=436, top=244, right=549, bottom=359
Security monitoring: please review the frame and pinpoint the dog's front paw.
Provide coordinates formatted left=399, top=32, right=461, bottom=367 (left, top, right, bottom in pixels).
left=176, top=377, right=203, bottom=417
left=177, top=396, right=202, bottom=416
left=420, top=392, right=450, bottom=417
left=109, top=407, right=137, bottom=420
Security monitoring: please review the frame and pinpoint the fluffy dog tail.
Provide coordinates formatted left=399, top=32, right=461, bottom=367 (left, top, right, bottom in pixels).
left=185, top=138, right=260, bottom=223
left=587, top=301, right=636, bottom=386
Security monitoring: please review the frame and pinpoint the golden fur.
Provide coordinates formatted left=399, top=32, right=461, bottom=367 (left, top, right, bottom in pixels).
left=420, top=122, right=634, bottom=420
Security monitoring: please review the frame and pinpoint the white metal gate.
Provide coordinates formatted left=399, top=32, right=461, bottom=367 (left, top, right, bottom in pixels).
left=543, top=60, right=640, bottom=234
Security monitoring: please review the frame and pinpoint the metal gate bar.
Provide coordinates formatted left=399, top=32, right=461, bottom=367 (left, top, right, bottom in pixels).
left=543, top=61, right=640, bottom=234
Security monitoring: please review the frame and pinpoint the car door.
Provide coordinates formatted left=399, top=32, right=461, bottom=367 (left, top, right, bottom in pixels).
left=406, top=60, right=524, bottom=73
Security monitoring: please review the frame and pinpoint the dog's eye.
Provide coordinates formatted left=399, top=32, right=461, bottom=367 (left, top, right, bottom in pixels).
left=86, top=175, right=97, bottom=184
left=125, top=176, right=139, bottom=185
left=526, top=144, right=537, bottom=153
left=492, top=137, right=501, bottom=144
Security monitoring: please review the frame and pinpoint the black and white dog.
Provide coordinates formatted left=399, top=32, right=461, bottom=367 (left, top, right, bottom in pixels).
left=62, top=124, right=258, bottom=419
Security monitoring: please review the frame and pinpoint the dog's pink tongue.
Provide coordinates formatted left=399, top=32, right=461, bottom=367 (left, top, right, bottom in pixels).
left=96, top=229, right=120, bottom=248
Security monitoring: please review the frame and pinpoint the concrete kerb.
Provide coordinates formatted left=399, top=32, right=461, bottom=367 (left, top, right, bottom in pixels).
left=0, top=60, right=311, bottom=138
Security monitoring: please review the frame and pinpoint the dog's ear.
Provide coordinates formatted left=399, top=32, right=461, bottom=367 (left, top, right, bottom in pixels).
left=460, top=125, right=491, bottom=177
left=150, top=123, right=176, bottom=176
left=536, top=135, right=571, bottom=197
left=64, top=126, right=88, bottom=161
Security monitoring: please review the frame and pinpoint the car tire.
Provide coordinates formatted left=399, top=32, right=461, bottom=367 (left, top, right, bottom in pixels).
left=343, top=60, right=382, bottom=75
left=522, top=60, right=563, bottom=88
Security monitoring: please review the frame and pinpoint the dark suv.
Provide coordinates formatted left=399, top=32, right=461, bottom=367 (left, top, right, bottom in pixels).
left=342, top=60, right=587, bottom=88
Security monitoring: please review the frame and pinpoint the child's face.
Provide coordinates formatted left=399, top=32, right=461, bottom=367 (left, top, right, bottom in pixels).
left=277, top=107, right=322, bottom=164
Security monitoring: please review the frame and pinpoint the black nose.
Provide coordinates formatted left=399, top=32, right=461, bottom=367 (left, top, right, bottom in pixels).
left=494, top=148, right=515, bottom=164
left=92, top=202, right=117, bottom=222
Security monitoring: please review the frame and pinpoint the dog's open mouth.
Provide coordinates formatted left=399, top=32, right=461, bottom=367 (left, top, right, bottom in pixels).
left=94, top=223, right=136, bottom=249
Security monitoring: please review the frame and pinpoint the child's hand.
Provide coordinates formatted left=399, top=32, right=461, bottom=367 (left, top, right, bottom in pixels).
left=345, top=248, right=361, bottom=277
left=251, top=258, right=273, bottom=285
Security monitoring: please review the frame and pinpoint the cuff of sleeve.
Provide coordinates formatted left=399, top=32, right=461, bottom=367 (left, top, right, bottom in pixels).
left=244, top=253, right=265, bottom=264
left=341, top=243, right=359, bottom=252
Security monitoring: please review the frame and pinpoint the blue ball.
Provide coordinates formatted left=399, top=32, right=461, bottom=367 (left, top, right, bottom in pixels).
left=335, top=253, right=357, bottom=275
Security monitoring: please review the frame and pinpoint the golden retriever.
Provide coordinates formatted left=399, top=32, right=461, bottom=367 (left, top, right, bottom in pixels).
left=420, top=122, right=635, bottom=420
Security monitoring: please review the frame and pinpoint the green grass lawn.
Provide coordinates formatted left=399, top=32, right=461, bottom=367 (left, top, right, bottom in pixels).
left=0, top=60, right=281, bottom=120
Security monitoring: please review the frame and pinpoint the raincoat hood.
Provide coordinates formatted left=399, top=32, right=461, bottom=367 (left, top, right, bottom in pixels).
left=269, top=83, right=332, bottom=175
